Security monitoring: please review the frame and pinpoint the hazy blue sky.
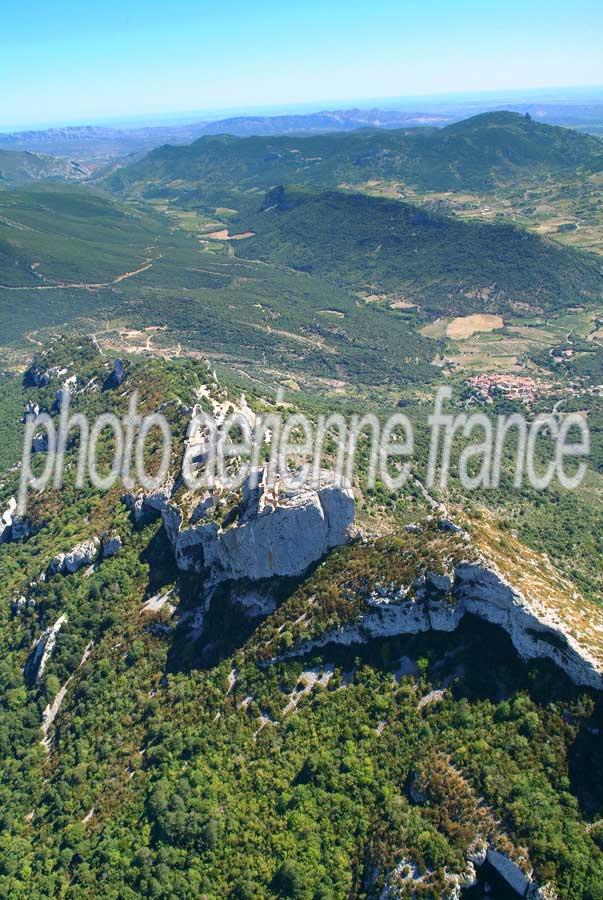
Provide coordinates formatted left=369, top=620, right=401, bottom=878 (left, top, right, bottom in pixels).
left=2, top=0, right=602, bottom=128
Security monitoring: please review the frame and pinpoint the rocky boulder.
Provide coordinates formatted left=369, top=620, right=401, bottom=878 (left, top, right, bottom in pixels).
left=101, top=533, right=122, bottom=559
left=0, top=497, right=34, bottom=545
left=21, top=401, right=40, bottom=423
left=49, top=538, right=101, bottom=576
left=53, top=375, right=78, bottom=412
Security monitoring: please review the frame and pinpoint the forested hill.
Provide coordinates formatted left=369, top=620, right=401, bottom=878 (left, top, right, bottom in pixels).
left=234, top=187, right=603, bottom=316
left=104, top=111, right=603, bottom=195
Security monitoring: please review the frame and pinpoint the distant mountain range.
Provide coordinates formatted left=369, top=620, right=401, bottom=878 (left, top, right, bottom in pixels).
left=0, top=111, right=454, bottom=162
left=1, top=113, right=600, bottom=346
left=1, top=102, right=602, bottom=162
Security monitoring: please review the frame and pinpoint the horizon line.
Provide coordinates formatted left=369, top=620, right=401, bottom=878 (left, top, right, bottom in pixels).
left=1, top=82, right=602, bottom=134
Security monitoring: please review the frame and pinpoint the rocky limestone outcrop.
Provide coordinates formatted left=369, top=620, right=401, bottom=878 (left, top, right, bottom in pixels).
left=21, top=401, right=40, bottom=423
left=123, top=484, right=174, bottom=527
left=11, top=595, right=36, bottom=615
left=379, top=857, right=478, bottom=899
left=22, top=365, right=50, bottom=388
left=281, top=558, right=603, bottom=690
left=101, top=533, right=123, bottom=559
left=0, top=496, right=34, bottom=545
left=486, top=848, right=535, bottom=897
left=31, top=431, right=49, bottom=453
left=102, top=359, right=126, bottom=391
left=0, top=497, right=17, bottom=544
left=47, top=534, right=122, bottom=576
left=49, top=538, right=100, bottom=575
left=380, top=840, right=544, bottom=898
left=130, top=470, right=355, bottom=584
left=23, top=362, right=69, bottom=389
left=24, top=615, right=66, bottom=684
left=53, top=374, right=78, bottom=411
left=229, top=584, right=279, bottom=619
left=126, top=467, right=355, bottom=584
left=40, top=640, right=94, bottom=751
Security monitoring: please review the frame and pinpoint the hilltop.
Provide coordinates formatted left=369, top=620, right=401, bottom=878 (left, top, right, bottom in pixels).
left=0, top=338, right=601, bottom=897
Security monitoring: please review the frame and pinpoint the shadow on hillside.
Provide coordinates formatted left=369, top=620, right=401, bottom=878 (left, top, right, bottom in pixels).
left=164, top=572, right=308, bottom=675
left=270, top=614, right=603, bottom=818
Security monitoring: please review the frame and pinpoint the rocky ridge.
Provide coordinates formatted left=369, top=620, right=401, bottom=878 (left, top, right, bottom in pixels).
left=24, top=615, right=66, bottom=684
left=48, top=534, right=122, bottom=576
left=276, top=521, right=603, bottom=691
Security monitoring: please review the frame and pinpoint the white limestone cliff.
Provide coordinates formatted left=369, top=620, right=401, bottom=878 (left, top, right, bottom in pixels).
left=486, top=848, right=534, bottom=897
left=282, top=559, right=603, bottom=690
left=49, top=538, right=101, bottom=575
left=0, top=497, right=17, bottom=544
left=101, top=533, right=123, bottom=559
left=41, top=640, right=94, bottom=751
left=0, top=496, right=34, bottom=544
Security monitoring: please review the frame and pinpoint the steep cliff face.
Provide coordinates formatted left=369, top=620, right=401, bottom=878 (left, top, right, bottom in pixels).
left=454, top=563, right=603, bottom=690
left=0, top=496, right=34, bottom=544
left=123, top=465, right=603, bottom=690
left=279, top=542, right=603, bottom=690
left=0, top=497, right=17, bottom=544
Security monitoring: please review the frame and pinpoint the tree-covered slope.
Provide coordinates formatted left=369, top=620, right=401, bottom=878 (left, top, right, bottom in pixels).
left=104, top=111, right=603, bottom=197
left=0, top=186, right=441, bottom=388
left=234, top=187, right=603, bottom=316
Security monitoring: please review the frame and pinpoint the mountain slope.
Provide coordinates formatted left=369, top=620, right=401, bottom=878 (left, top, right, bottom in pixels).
left=0, top=149, right=90, bottom=185
left=0, top=184, right=441, bottom=387
left=0, top=339, right=601, bottom=898
left=3, top=102, right=603, bottom=160
left=0, top=185, right=158, bottom=287
left=234, top=187, right=603, bottom=316
left=104, top=111, right=603, bottom=197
